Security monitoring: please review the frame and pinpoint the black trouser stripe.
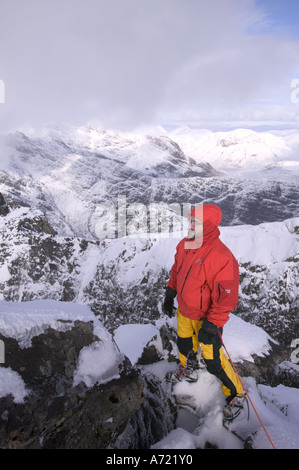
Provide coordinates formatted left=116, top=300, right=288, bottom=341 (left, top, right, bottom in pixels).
left=177, top=336, right=193, bottom=357
left=203, top=342, right=237, bottom=397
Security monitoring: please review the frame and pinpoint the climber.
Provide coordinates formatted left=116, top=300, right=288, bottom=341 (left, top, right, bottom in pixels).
left=162, top=203, right=245, bottom=418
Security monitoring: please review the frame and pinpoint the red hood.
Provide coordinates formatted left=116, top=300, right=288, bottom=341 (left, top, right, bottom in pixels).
left=189, top=203, right=222, bottom=226
left=188, top=203, right=222, bottom=246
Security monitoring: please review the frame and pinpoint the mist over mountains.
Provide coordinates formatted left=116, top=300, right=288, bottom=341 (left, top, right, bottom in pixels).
left=0, top=125, right=298, bottom=240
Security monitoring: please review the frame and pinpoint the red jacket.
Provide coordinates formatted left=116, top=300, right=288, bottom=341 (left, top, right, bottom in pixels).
left=167, top=204, right=239, bottom=328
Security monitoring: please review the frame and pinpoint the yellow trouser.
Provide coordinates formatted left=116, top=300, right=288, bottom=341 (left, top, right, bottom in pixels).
left=177, top=308, right=243, bottom=398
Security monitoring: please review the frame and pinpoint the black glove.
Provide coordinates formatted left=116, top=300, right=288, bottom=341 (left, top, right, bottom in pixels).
left=198, top=319, right=218, bottom=344
left=162, top=287, right=177, bottom=317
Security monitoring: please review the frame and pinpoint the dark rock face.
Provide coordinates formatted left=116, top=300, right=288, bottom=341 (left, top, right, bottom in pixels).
left=0, top=193, right=9, bottom=216
left=112, top=372, right=176, bottom=449
left=232, top=340, right=296, bottom=387
left=0, top=321, right=144, bottom=449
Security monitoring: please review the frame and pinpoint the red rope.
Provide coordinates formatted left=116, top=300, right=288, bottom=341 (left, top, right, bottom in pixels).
left=218, top=330, right=276, bottom=450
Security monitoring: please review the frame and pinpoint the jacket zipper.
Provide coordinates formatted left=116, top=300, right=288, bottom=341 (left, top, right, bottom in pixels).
left=178, top=250, right=200, bottom=296
left=200, top=281, right=206, bottom=309
left=177, top=263, right=183, bottom=276
left=200, top=286, right=202, bottom=309
left=180, top=265, right=193, bottom=295
left=217, top=283, right=226, bottom=302
left=177, top=249, right=194, bottom=276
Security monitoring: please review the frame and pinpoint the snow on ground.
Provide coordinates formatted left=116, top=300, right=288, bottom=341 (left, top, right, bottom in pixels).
left=114, top=313, right=273, bottom=367
left=114, top=314, right=299, bottom=450
left=150, top=372, right=299, bottom=450
left=0, top=367, right=29, bottom=404
left=148, top=365, right=299, bottom=450
left=113, top=323, right=159, bottom=365
left=220, top=217, right=299, bottom=266
left=0, top=299, right=298, bottom=449
left=86, top=215, right=299, bottom=290
left=222, top=313, right=274, bottom=362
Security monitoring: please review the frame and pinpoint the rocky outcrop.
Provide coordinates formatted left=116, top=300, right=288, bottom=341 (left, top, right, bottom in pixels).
left=0, top=300, right=297, bottom=450
left=111, top=319, right=299, bottom=449
left=0, top=192, right=9, bottom=216
left=0, top=319, right=144, bottom=449
left=231, top=340, right=296, bottom=387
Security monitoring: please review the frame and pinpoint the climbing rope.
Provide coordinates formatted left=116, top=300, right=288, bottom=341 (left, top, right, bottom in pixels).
left=218, top=330, right=276, bottom=450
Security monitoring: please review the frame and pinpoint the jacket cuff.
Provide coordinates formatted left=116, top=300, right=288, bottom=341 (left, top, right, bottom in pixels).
left=165, top=286, right=177, bottom=298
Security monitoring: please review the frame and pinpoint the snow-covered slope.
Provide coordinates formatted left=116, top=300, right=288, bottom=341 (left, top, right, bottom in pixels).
left=113, top=314, right=299, bottom=450
left=1, top=299, right=298, bottom=449
left=151, top=373, right=299, bottom=449
left=168, top=126, right=298, bottom=170
left=0, top=125, right=217, bottom=238
left=0, top=206, right=298, bottom=346
left=0, top=125, right=298, bottom=239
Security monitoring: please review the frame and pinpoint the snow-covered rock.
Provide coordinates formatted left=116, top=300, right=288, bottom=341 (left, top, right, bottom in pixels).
left=112, top=315, right=299, bottom=450
left=0, top=300, right=144, bottom=449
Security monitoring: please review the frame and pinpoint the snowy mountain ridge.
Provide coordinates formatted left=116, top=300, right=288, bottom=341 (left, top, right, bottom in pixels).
left=167, top=126, right=299, bottom=170
left=0, top=124, right=299, bottom=240
left=0, top=204, right=298, bottom=345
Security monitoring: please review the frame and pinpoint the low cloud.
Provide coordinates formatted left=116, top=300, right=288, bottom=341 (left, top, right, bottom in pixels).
left=0, top=0, right=299, bottom=131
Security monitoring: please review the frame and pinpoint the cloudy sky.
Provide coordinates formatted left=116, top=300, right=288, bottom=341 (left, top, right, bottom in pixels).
left=1, top=0, right=299, bottom=131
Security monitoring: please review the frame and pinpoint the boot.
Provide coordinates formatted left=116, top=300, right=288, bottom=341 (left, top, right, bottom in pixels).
left=223, top=394, right=247, bottom=421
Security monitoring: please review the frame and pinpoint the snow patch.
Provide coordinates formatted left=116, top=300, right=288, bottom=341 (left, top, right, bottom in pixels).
left=0, top=300, right=125, bottom=393
left=223, top=313, right=274, bottom=362
left=0, top=367, right=29, bottom=404
left=114, top=323, right=158, bottom=365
